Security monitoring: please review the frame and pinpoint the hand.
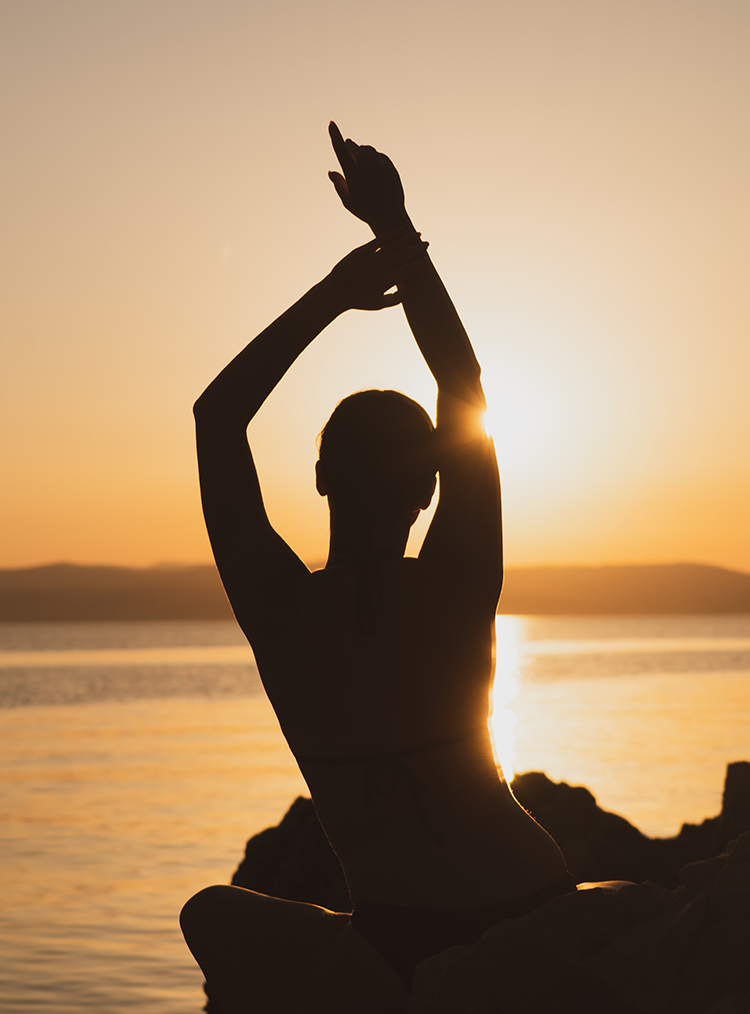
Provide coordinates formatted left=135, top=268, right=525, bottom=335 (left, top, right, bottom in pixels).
left=328, top=122, right=410, bottom=235
left=326, top=230, right=429, bottom=312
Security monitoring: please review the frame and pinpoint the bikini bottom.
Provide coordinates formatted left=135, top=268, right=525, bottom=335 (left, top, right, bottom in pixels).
left=350, top=872, right=576, bottom=987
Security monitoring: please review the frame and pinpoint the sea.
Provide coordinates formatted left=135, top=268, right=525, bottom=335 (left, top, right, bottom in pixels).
left=1, top=614, right=749, bottom=1013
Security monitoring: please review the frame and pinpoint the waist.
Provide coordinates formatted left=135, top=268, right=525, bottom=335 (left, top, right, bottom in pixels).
left=313, top=782, right=567, bottom=907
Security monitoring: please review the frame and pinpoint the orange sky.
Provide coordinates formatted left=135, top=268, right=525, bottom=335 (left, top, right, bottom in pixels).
left=2, top=0, right=749, bottom=571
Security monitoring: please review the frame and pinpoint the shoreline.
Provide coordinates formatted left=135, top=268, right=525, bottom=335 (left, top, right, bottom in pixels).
left=3, top=561, right=750, bottom=620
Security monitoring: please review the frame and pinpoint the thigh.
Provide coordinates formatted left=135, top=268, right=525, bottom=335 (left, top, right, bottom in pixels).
left=180, top=885, right=409, bottom=1014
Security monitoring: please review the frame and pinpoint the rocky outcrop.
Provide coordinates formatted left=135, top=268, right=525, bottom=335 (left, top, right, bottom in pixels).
left=230, top=796, right=352, bottom=911
left=202, top=799, right=352, bottom=1013
left=511, top=763, right=750, bottom=888
left=229, top=763, right=750, bottom=903
left=409, top=832, right=750, bottom=1013
left=201, top=764, right=750, bottom=1012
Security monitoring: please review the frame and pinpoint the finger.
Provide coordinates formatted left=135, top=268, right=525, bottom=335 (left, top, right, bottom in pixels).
left=357, top=144, right=380, bottom=166
left=355, top=237, right=382, bottom=254
left=328, top=170, right=348, bottom=192
left=335, top=237, right=381, bottom=267
left=378, top=152, right=399, bottom=172
left=329, top=121, right=356, bottom=172
left=375, top=261, right=428, bottom=305
left=328, top=171, right=351, bottom=205
left=383, top=259, right=431, bottom=298
left=378, top=291, right=403, bottom=308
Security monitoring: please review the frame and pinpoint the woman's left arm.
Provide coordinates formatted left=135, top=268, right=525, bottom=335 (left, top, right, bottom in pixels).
left=194, top=238, right=421, bottom=634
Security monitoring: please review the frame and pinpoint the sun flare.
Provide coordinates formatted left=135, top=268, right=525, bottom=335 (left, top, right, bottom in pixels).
left=488, top=616, right=523, bottom=781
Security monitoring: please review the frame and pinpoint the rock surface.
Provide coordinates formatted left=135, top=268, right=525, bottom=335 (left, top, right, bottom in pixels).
left=231, top=795, right=352, bottom=911
left=229, top=763, right=750, bottom=902
left=202, top=763, right=750, bottom=1012
left=409, top=832, right=750, bottom=1013
left=510, top=763, right=750, bottom=889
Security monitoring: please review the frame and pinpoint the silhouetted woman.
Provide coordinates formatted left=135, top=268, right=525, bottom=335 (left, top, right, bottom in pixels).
left=181, top=124, right=572, bottom=1013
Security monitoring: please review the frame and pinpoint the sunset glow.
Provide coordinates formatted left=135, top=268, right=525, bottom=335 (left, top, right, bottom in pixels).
left=2, top=1, right=750, bottom=572
left=489, top=616, right=523, bottom=780
left=4, top=8, right=750, bottom=1010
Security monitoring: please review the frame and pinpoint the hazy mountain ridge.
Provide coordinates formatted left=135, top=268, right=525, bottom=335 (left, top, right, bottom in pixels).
left=499, top=562, right=750, bottom=615
left=1, top=561, right=749, bottom=621
left=0, top=563, right=234, bottom=621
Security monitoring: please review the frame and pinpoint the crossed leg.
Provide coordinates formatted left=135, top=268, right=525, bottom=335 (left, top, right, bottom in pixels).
left=180, top=885, right=410, bottom=1014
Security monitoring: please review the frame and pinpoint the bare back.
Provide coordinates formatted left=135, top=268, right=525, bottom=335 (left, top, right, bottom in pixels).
left=246, top=554, right=566, bottom=907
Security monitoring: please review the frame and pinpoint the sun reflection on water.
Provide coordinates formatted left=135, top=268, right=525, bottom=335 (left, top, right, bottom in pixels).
left=489, top=615, right=524, bottom=781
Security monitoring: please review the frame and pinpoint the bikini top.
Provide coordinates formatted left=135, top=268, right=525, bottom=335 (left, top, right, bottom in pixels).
left=294, top=725, right=486, bottom=843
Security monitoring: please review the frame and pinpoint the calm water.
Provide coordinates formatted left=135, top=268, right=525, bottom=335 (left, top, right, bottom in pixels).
left=1, top=615, right=749, bottom=1013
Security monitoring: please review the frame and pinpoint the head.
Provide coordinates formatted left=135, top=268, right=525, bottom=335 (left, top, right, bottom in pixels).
left=316, top=390, right=437, bottom=525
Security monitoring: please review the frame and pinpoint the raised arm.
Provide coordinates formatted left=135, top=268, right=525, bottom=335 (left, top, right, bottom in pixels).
left=329, top=124, right=502, bottom=606
left=194, top=237, right=426, bottom=637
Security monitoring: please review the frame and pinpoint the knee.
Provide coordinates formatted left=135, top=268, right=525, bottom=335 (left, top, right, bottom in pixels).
left=180, top=885, right=234, bottom=950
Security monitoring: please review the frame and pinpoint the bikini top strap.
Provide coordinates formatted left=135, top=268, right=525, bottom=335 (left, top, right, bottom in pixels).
left=390, top=724, right=486, bottom=762
left=294, top=724, right=486, bottom=767
left=294, top=725, right=487, bottom=846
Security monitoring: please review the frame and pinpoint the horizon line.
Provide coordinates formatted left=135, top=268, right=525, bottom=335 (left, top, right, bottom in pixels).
left=2, top=559, right=749, bottom=576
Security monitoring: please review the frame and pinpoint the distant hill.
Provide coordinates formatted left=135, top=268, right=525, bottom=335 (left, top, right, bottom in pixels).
left=498, top=563, right=750, bottom=615
left=0, top=563, right=234, bottom=621
left=1, top=561, right=749, bottom=621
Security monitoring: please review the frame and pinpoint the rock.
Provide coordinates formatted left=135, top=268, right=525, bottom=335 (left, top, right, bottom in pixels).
left=230, top=795, right=352, bottom=911
left=408, top=832, right=750, bottom=1014
left=718, top=762, right=750, bottom=847
left=229, top=764, right=750, bottom=905
left=510, top=770, right=728, bottom=888
left=202, top=799, right=352, bottom=1014
left=203, top=763, right=750, bottom=1012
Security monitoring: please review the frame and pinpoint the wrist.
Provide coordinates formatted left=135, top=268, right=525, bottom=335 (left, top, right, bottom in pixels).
left=369, top=209, right=414, bottom=238
left=316, top=272, right=352, bottom=317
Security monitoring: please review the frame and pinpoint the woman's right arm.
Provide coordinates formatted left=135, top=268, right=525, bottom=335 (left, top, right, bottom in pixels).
left=399, top=255, right=502, bottom=608
left=329, top=125, right=502, bottom=605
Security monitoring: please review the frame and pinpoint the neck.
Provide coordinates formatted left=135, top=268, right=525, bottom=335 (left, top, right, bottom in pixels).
left=326, top=507, right=417, bottom=567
